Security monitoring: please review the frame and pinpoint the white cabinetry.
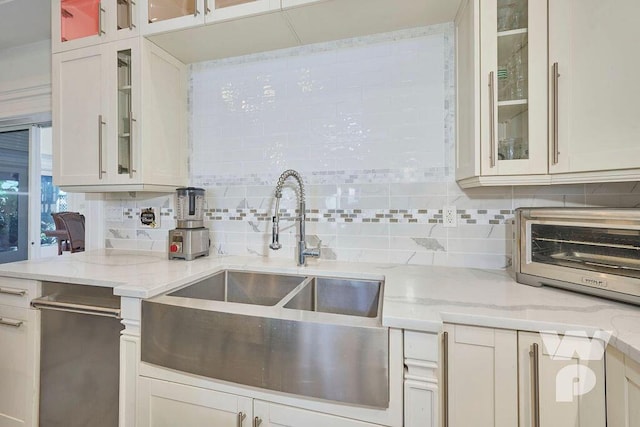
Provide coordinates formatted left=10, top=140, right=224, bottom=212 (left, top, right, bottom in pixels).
left=138, top=378, right=384, bottom=427
left=0, top=280, right=40, bottom=427
left=442, top=324, right=518, bottom=427
left=403, top=331, right=439, bottom=427
left=52, top=0, right=139, bottom=53
left=606, top=346, right=640, bottom=427
left=548, top=0, right=640, bottom=178
left=253, top=400, right=382, bottom=427
left=456, top=0, right=548, bottom=186
left=52, top=37, right=187, bottom=192
left=140, top=0, right=279, bottom=35
left=456, top=0, right=640, bottom=187
left=518, top=332, right=605, bottom=427
left=138, top=377, right=253, bottom=426
left=442, top=325, right=606, bottom=427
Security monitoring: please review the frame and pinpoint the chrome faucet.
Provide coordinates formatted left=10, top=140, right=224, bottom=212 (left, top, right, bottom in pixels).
left=269, top=169, right=321, bottom=266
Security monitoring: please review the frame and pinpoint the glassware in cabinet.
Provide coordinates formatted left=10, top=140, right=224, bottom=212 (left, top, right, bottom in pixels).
left=496, top=0, right=529, bottom=162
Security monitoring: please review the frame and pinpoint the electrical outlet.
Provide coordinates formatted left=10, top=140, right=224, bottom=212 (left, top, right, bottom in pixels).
left=443, top=206, right=457, bottom=228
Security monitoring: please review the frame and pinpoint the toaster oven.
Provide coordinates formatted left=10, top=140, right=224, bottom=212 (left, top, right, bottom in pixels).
left=515, top=208, right=640, bottom=305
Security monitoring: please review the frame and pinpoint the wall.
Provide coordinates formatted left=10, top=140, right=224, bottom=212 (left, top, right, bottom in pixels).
left=0, top=40, right=51, bottom=120
left=104, top=24, right=640, bottom=269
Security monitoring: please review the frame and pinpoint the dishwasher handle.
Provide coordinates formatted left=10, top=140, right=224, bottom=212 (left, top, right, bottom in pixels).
left=32, top=298, right=121, bottom=319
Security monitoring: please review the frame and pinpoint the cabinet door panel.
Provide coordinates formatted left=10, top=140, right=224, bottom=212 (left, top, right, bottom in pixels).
left=606, top=346, right=640, bottom=427
left=0, top=306, right=38, bottom=427
left=137, top=377, right=252, bottom=427
left=444, top=324, right=518, bottom=427
left=141, top=0, right=205, bottom=35
left=253, top=400, right=380, bottom=427
left=549, top=0, right=640, bottom=174
left=53, top=46, right=108, bottom=186
left=518, top=332, right=605, bottom=427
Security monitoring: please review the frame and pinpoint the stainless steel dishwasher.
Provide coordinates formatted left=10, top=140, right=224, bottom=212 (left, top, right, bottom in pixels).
left=32, top=282, right=122, bottom=427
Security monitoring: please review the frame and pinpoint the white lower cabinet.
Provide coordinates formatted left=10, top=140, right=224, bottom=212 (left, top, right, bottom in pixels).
left=0, top=279, right=39, bottom=427
left=606, top=346, right=640, bottom=427
left=442, top=324, right=518, bottom=427
left=518, top=332, right=605, bottom=427
left=253, top=400, right=381, bottom=427
left=137, top=377, right=253, bottom=427
left=138, top=378, right=383, bottom=427
left=443, top=324, right=606, bottom=427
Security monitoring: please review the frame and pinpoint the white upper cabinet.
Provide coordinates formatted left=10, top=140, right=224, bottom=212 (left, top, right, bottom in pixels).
left=141, top=0, right=206, bottom=34
left=548, top=0, right=640, bottom=177
left=457, top=0, right=640, bottom=187
left=53, top=38, right=188, bottom=192
left=206, top=0, right=280, bottom=23
left=52, top=0, right=139, bottom=53
left=140, top=0, right=279, bottom=35
left=456, top=0, right=549, bottom=187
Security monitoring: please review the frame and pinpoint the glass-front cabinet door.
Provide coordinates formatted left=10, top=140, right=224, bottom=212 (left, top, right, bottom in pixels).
left=479, top=0, right=547, bottom=176
left=142, top=0, right=205, bottom=34
left=53, top=0, right=139, bottom=52
left=117, top=49, right=134, bottom=178
left=110, top=40, right=141, bottom=184
left=205, top=0, right=280, bottom=23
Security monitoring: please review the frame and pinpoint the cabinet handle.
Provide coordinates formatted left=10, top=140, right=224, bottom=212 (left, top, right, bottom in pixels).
left=552, top=62, right=560, bottom=165
left=530, top=343, right=540, bottom=427
left=98, top=115, right=107, bottom=179
left=0, top=317, right=23, bottom=328
left=442, top=331, right=449, bottom=427
left=253, top=416, right=262, bottom=427
left=129, top=0, right=136, bottom=29
left=205, top=0, right=211, bottom=14
left=129, top=116, right=137, bottom=177
left=0, top=287, right=26, bottom=297
left=98, top=1, right=106, bottom=35
left=194, top=0, right=200, bottom=17
left=237, top=412, right=246, bottom=427
left=488, top=71, right=496, bottom=168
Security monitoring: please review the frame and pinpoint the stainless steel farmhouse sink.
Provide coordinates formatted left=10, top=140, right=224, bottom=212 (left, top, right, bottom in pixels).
left=141, top=270, right=388, bottom=408
left=168, top=270, right=305, bottom=306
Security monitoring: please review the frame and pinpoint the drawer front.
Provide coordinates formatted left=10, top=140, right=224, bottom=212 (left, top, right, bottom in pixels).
left=0, top=278, right=39, bottom=308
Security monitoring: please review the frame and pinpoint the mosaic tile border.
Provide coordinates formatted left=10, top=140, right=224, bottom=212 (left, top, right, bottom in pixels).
left=116, top=207, right=514, bottom=227
left=198, top=208, right=514, bottom=225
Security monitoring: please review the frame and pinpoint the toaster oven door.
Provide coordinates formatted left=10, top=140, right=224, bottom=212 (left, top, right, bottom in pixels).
left=520, top=218, right=640, bottom=302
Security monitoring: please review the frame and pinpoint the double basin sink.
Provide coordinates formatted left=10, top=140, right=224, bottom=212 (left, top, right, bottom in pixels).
left=141, top=270, right=388, bottom=408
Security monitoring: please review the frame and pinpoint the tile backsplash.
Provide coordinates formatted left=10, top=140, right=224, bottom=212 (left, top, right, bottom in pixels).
left=104, top=23, right=640, bottom=269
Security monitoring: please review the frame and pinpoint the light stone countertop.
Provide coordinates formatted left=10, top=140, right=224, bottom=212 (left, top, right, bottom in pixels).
left=1, top=249, right=639, bottom=361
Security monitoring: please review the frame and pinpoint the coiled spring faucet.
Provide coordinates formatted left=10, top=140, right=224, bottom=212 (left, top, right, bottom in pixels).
left=269, top=169, right=321, bottom=266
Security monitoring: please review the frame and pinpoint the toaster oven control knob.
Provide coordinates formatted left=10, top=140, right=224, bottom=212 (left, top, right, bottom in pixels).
left=170, top=243, right=181, bottom=253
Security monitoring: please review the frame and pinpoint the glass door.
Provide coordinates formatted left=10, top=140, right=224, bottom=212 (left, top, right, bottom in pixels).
left=481, top=0, right=547, bottom=176
left=0, top=130, right=29, bottom=264
left=60, top=0, right=102, bottom=43
left=117, top=48, right=133, bottom=177
left=496, top=0, right=529, bottom=162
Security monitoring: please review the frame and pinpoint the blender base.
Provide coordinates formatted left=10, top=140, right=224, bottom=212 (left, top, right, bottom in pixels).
left=168, top=228, right=210, bottom=261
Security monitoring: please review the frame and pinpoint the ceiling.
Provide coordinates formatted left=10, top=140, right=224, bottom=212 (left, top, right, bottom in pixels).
left=0, top=0, right=51, bottom=51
